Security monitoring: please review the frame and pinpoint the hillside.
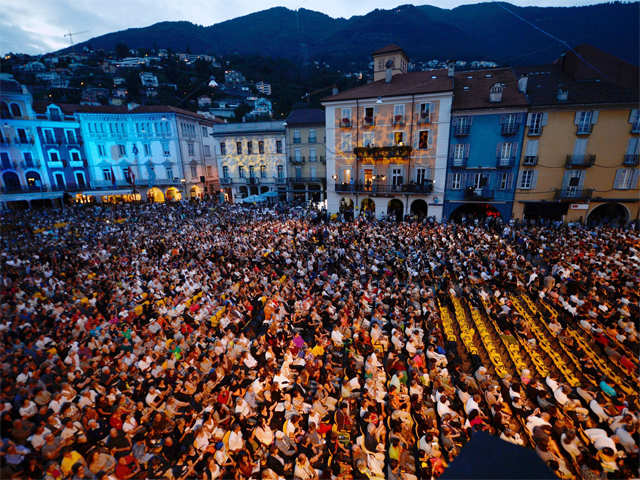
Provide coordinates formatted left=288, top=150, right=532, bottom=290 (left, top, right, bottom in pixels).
left=66, top=2, right=638, bottom=66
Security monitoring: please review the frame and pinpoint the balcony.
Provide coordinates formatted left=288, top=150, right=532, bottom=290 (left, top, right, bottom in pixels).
left=1, top=161, right=17, bottom=170
left=290, top=156, right=305, bottom=165
left=496, top=155, right=516, bottom=168
left=50, top=182, right=85, bottom=192
left=565, top=154, right=595, bottom=168
left=2, top=185, right=48, bottom=194
left=393, top=115, right=405, bottom=126
left=527, top=126, right=542, bottom=136
left=353, top=146, right=412, bottom=159
left=246, top=177, right=260, bottom=185
left=274, top=177, right=287, bottom=185
left=631, top=123, right=640, bottom=134
left=293, top=138, right=301, bottom=144
left=500, top=123, right=519, bottom=136
left=334, top=181, right=433, bottom=195
left=340, top=118, right=352, bottom=128
left=449, top=156, right=467, bottom=168
left=522, top=155, right=538, bottom=166
left=576, top=124, right=593, bottom=135
left=14, top=136, right=34, bottom=145
left=220, top=177, right=232, bottom=185
left=363, top=117, right=376, bottom=127
left=453, top=125, right=471, bottom=137
left=623, top=154, right=639, bottom=166
left=418, top=113, right=431, bottom=125
left=289, top=177, right=325, bottom=184
left=554, top=188, right=593, bottom=201
left=464, top=187, right=494, bottom=200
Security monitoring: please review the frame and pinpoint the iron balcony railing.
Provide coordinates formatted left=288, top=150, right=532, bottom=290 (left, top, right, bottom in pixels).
left=453, top=125, right=471, bottom=136
left=576, top=124, right=593, bottom=135
left=363, top=117, right=375, bottom=127
left=335, top=182, right=433, bottom=195
left=523, top=155, right=538, bottom=166
left=417, top=113, right=431, bottom=124
left=289, top=177, right=325, bottom=183
left=449, top=156, right=467, bottom=168
left=554, top=188, right=594, bottom=201
left=527, top=126, right=542, bottom=136
left=500, top=123, right=519, bottom=136
left=464, top=187, right=494, bottom=200
left=496, top=155, right=516, bottom=168
left=623, top=154, right=639, bottom=166
left=565, top=154, right=596, bottom=168
left=340, top=118, right=352, bottom=128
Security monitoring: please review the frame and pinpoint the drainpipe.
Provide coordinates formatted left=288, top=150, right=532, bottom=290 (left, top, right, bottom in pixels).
left=408, top=93, right=415, bottom=217
left=355, top=98, right=360, bottom=215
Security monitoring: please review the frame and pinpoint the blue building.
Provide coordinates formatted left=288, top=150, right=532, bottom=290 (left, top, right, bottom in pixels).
left=33, top=103, right=91, bottom=196
left=443, top=68, right=528, bottom=221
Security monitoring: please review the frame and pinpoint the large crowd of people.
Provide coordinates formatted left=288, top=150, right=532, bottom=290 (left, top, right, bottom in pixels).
left=0, top=201, right=638, bottom=480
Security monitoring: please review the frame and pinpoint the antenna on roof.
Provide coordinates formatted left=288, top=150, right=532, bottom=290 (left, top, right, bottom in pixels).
left=64, top=30, right=89, bottom=53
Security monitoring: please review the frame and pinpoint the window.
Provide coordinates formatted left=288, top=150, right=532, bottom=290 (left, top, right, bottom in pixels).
left=191, top=165, right=197, bottom=177
left=473, top=173, right=489, bottom=189
left=276, top=140, right=282, bottom=154
left=23, top=152, right=34, bottom=167
left=162, top=142, right=170, bottom=157
left=249, top=165, right=255, bottom=178
left=236, top=142, right=242, bottom=154
left=393, top=104, right=405, bottom=123
left=143, top=143, right=151, bottom=156
left=220, top=142, right=226, bottom=155
left=342, top=168, right=352, bottom=184
left=518, top=170, right=534, bottom=189
left=10, top=103, right=22, bottom=117
left=295, top=166, right=302, bottom=179
left=499, top=172, right=510, bottom=190
left=630, top=109, right=640, bottom=133
left=247, top=141, right=253, bottom=155
left=166, top=167, right=174, bottom=180
left=614, top=169, right=637, bottom=190
left=416, top=167, right=427, bottom=184
left=71, top=151, right=81, bottom=163
left=188, top=143, right=195, bottom=156
left=341, top=108, right=351, bottom=125
left=563, top=170, right=584, bottom=194
left=122, top=168, right=131, bottom=183
left=238, top=166, right=245, bottom=178
left=572, top=138, right=588, bottom=161
left=0, top=152, right=10, bottom=169
left=391, top=167, right=403, bottom=186
left=75, top=171, right=86, bottom=188
left=418, top=130, right=430, bottom=149
left=294, top=149, right=302, bottom=162
left=222, top=166, right=229, bottom=178
left=98, top=144, right=106, bottom=157
left=393, top=131, right=404, bottom=146
left=453, top=144, right=467, bottom=160
left=528, top=112, right=544, bottom=135
left=202, top=126, right=208, bottom=137
left=524, top=140, right=538, bottom=164
left=454, top=116, right=472, bottom=135
left=451, top=172, right=462, bottom=190
left=308, top=129, right=317, bottom=144
left=498, top=142, right=513, bottom=165
left=258, top=140, right=264, bottom=154
left=260, top=165, right=266, bottom=178
left=103, top=168, right=112, bottom=181
left=118, top=144, right=126, bottom=156
left=48, top=107, right=61, bottom=121
left=363, top=132, right=374, bottom=147
left=419, top=103, right=430, bottom=122
left=309, top=148, right=317, bottom=162
left=293, top=129, right=301, bottom=144
left=65, top=130, right=76, bottom=143
left=54, top=173, right=65, bottom=189
left=49, top=151, right=60, bottom=163
left=44, top=129, right=55, bottom=144
left=576, top=111, right=595, bottom=134
left=206, top=166, right=213, bottom=177
left=17, top=128, right=27, bottom=143
left=341, top=133, right=352, bottom=152
left=204, top=145, right=211, bottom=156
left=277, top=165, right=284, bottom=178
left=364, top=107, right=374, bottom=125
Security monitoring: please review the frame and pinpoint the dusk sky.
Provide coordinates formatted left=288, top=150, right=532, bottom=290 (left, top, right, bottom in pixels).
left=0, top=0, right=613, bottom=55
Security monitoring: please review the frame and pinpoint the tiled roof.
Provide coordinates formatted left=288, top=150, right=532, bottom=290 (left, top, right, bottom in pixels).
left=72, top=104, right=223, bottom=123
left=514, top=64, right=637, bottom=107
left=32, top=103, right=83, bottom=115
left=211, top=120, right=286, bottom=135
left=453, top=68, right=528, bottom=111
left=0, top=79, right=23, bottom=94
left=323, top=69, right=453, bottom=102
left=285, top=108, right=325, bottom=125
left=372, top=44, right=406, bottom=56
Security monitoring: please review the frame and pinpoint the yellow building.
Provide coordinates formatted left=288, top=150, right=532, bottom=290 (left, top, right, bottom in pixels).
left=513, top=52, right=639, bottom=225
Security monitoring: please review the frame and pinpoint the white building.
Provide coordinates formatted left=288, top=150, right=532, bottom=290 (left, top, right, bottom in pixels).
left=139, top=72, right=159, bottom=88
left=256, top=81, right=272, bottom=96
left=213, top=121, right=286, bottom=203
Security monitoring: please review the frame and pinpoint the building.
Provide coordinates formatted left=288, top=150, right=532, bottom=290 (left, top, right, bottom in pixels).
left=32, top=103, right=91, bottom=200
left=76, top=105, right=187, bottom=203
left=245, top=97, right=273, bottom=121
left=285, top=108, right=326, bottom=203
left=0, top=74, right=59, bottom=209
left=512, top=47, right=639, bottom=225
left=443, top=68, right=528, bottom=221
left=213, top=121, right=287, bottom=203
left=224, top=70, right=246, bottom=85
left=256, top=81, right=272, bottom=96
left=322, top=45, right=453, bottom=220
left=139, top=72, right=159, bottom=88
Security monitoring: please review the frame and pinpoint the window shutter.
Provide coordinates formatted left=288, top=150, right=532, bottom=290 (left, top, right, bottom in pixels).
left=526, top=140, right=539, bottom=156
left=467, top=116, right=473, bottom=127
left=574, top=111, right=581, bottom=125
left=428, top=103, right=434, bottom=123
left=613, top=169, right=625, bottom=189
left=577, top=171, right=585, bottom=190
left=542, top=112, right=549, bottom=126
left=427, top=167, right=433, bottom=180
left=573, top=138, right=587, bottom=156
left=526, top=113, right=533, bottom=127
left=464, top=144, right=470, bottom=158
left=632, top=169, right=640, bottom=189
left=496, top=142, right=502, bottom=158
left=517, top=170, right=524, bottom=189
left=561, top=172, right=571, bottom=190
left=627, top=137, right=639, bottom=154
left=629, top=109, right=639, bottom=124
left=531, top=170, right=538, bottom=190
left=428, top=130, right=433, bottom=147
left=591, top=110, right=599, bottom=124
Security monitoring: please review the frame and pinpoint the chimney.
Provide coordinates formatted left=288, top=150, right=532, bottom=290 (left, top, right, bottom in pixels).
left=447, top=62, right=455, bottom=78
left=518, top=75, right=528, bottom=94
left=332, top=87, right=339, bottom=96
left=557, top=86, right=568, bottom=101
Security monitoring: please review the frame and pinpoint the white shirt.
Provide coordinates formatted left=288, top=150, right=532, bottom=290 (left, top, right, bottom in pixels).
left=228, top=431, right=243, bottom=451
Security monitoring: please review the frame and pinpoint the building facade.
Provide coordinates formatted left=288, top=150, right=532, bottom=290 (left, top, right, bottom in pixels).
left=285, top=108, right=326, bottom=203
left=323, top=45, right=453, bottom=220
left=513, top=50, right=639, bottom=224
left=213, top=121, right=287, bottom=203
left=76, top=106, right=187, bottom=203
left=443, top=68, right=528, bottom=221
left=0, top=74, right=58, bottom=208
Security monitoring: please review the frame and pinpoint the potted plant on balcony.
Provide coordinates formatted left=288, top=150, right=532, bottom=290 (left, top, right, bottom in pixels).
left=341, top=118, right=351, bottom=127
left=394, top=115, right=403, bottom=124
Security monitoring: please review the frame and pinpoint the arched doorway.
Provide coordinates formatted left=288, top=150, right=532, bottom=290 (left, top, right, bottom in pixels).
left=249, top=186, right=259, bottom=196
left=387, top=198, right=404, bottom=221
left=360, top=198, right=375, bottom=217
left=238, top=186, right=248, bottom=198
left=25, top=171, right=42, bottom=191
left=450, top=203, right=501, bottom=223
left=309, top=184, right=321, bottom=202
left=339, top=197, right=354, bottom=220
left=2, top=171, right=21, bottom=192
left=587, top=203, right=629, bottom=226
left=190, top=185, right=202, bottom=199
left=260, top=186, right=269, bottom=194
left=166, top=187, right=182, bottom=202
left=410, top=199, right=428, bottom=219
left=147, top=187, right=165, bottom=203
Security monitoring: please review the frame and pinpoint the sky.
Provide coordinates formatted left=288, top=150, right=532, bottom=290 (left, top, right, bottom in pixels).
left=0, top=0, right=614, bottom=55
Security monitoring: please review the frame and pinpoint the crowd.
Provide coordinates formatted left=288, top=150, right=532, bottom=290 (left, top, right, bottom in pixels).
left=0, top=201, right=638, bottom=480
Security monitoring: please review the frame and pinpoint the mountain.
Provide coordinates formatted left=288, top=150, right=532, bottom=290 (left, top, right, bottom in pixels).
left=67, top=2, right=639, bottom=66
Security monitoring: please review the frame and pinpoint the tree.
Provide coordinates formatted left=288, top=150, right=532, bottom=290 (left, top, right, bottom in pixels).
left=115, top=42, right=130, bottom=59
